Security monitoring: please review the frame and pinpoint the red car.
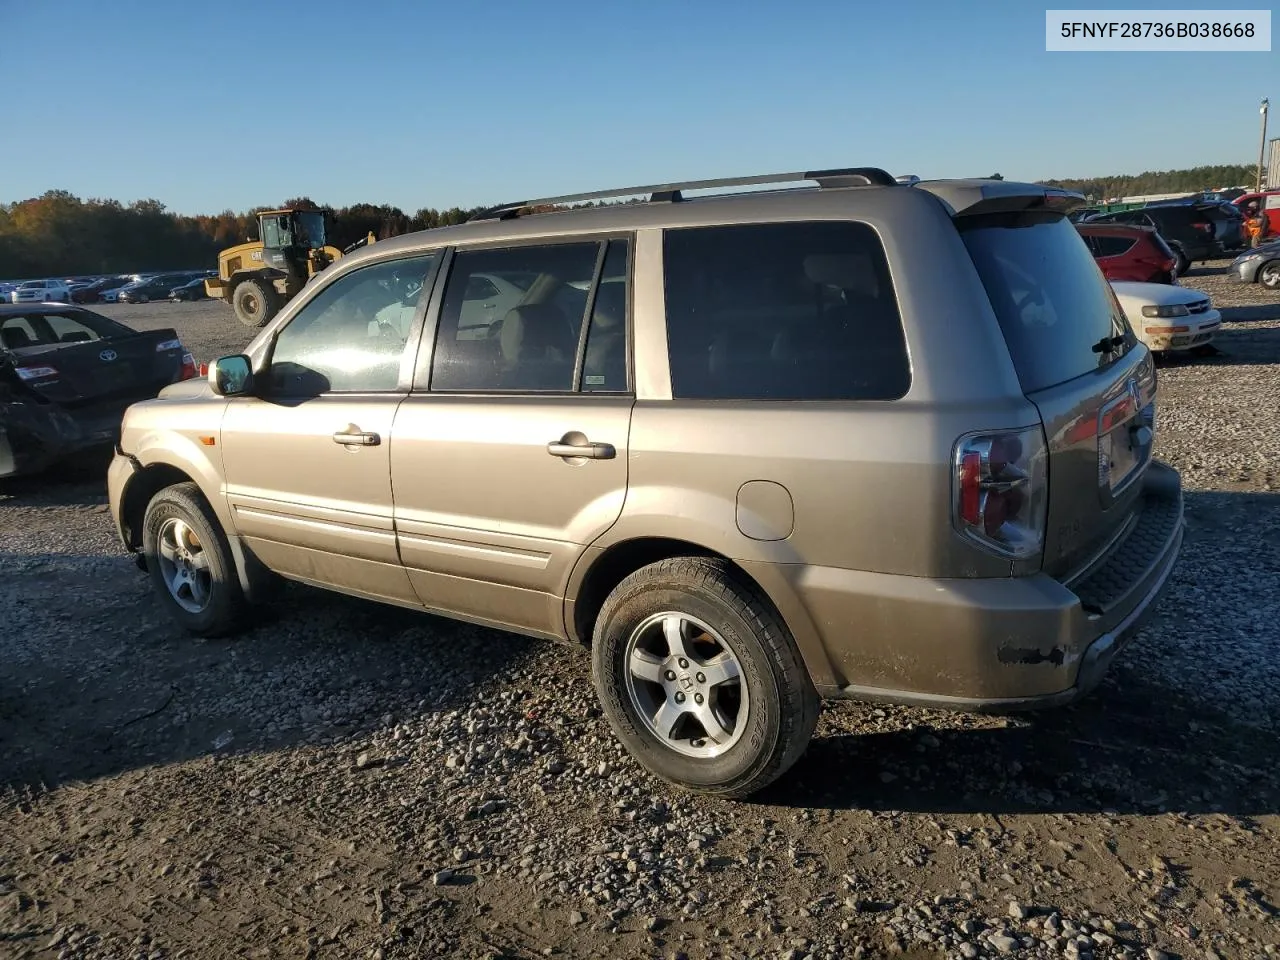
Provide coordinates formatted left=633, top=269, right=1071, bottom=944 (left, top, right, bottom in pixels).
left=1076, top=222, right=1178, bottom=283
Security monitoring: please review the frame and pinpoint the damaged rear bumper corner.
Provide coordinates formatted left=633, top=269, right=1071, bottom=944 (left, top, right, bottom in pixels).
left=814, top=462, right=1185, bottom=712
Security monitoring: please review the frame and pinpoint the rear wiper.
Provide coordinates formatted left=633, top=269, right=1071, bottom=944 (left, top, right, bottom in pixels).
left=1091, top=334, right=1126, bottom=354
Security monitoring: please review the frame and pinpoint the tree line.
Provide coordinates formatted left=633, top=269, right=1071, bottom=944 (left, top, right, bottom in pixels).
left=1038, top=163, right=1257, bottom=201
left=0, top=163, right=1259, bottom=278
left=0, top=192, right=486, bottom=279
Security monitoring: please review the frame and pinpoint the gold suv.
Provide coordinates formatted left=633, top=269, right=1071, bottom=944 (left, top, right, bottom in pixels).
left=108, top=169, right=1185, bottom=797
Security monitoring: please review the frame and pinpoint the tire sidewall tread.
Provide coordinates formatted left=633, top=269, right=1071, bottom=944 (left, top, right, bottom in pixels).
left=142, top=481, right=246, bottom=638
left=591, top=556, right=818, bottom=799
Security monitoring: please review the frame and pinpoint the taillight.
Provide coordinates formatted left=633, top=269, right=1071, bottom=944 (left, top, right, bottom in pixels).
left=952, top=426, right=1048, bottom=559
left=180, top=352, right=197, bottom=380
left=1192, top=220, right=1213, bottom=234
left=15, top=365, right=59, bottom=381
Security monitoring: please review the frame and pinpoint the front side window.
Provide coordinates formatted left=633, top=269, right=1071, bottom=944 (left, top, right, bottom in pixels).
left=430, top=241, right=601, bottom=392
left=294, top=212, right=325, bottom=249
left=267, top=253, right=437, bottom=395
left=663, top=221, right=909, bottom=401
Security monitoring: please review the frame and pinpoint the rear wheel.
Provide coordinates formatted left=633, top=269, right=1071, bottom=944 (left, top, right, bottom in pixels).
left=1169, top=243, right=1190, bottom=277
left=142, top=482, right=247, bottom=637
left=591, top=557, right=819, bottom=799
left=232, top=278, right=278, bottom=328
left=1260, top=260, right=1280, bottom=290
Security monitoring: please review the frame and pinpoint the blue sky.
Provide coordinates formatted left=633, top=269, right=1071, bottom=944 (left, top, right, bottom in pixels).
left=1, top=0, right=1274, bottom=214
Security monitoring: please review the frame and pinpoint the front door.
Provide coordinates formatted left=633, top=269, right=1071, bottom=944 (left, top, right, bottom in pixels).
left=391, top=237, right=634, bottom=638
left=219, top=252, right=440, bottom=606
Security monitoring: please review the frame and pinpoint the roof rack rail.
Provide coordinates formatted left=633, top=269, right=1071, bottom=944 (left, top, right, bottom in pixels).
left=468, top=167, right=898, bottom=222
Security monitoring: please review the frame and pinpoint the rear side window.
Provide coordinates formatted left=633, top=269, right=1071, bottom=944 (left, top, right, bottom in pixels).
left=662, top=221, right=909, bottom=401
left=961, top=214, right=1132, bottom=394
left=1093, top=235, right=1137, bottom=257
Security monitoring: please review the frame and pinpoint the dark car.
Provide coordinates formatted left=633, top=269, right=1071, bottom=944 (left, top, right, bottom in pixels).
left=168, top=276, right=209, bottom=301
left=72, top=275, right=136, bottom=304
left=1085, top=203, right=1226, bottom=274
left=117, top=274, right=197, bottom=304
left=0, top=304, right=197, bottom=478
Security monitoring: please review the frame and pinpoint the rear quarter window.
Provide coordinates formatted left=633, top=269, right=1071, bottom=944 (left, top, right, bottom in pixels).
left=662, top=220, right=910, bottom=401
left=961, top=213, right=1133, bottom=394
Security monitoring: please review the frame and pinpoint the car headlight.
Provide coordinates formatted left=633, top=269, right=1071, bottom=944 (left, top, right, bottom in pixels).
left=1141, top=304, right=1190, bottom=319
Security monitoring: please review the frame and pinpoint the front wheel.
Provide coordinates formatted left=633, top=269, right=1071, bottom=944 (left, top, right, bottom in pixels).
left=142, top=482, right=248, bottom=637
left=1259, top=259, right=1280, bottom=290
left=231, top=278, right=278, bottom=328
left=591, top=557, right=819, bottom=799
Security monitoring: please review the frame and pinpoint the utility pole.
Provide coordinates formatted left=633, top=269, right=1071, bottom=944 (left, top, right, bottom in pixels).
left=1259, top=98, right=1270, bottom=192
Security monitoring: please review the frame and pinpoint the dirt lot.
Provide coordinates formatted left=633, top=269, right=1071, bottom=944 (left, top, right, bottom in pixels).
left=2, top=265, right=1279, bottom=960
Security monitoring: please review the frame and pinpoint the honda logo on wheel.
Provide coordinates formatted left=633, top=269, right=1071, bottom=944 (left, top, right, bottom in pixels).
left=99, top=349, right=118, bottom=362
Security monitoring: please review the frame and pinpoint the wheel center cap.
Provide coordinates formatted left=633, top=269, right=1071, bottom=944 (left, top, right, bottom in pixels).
left=678, top=674, right=695, bottom=692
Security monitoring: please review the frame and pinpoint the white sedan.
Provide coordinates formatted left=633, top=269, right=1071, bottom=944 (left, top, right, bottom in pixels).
left=1111, top=280, right=1221, bottom=353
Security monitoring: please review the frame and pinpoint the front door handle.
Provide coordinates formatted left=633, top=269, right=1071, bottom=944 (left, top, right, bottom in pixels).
left=547, top=439, right=615, bottom=460
left=333, top=429, right=380, bottom=447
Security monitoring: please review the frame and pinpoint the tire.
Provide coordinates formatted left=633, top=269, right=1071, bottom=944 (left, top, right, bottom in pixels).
left=1169, top=244, right=1190, bottom=277
left=232, top=278, right=278, bottom=328
left=1260, top=260, right=1280, bottom=290
left=590, top=556, right=819, bottom=799
left=142, top=482, right=247, bottom=637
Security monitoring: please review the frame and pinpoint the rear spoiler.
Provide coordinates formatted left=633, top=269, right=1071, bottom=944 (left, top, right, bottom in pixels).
left=911, top=179, right=1086, bottom=217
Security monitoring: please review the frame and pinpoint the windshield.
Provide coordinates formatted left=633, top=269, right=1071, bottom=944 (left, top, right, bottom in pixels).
left=961, top=213, right=1133, bottom=394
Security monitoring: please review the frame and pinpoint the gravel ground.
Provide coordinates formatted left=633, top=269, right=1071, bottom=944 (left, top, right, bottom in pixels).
left=2, top=266, right=1278, bottom=960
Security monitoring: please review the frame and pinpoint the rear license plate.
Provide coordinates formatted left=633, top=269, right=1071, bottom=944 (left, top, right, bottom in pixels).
left=1101, top=427, right=1140, bottom=491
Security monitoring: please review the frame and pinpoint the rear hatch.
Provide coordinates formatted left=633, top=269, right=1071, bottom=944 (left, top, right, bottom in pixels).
left=959, top=211, right=1156, bottom=579
left=8, top=323, right=186, bottom=410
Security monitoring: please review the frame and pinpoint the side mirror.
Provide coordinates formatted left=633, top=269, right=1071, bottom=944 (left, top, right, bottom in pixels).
left=209, top=354, right=255, bottom=397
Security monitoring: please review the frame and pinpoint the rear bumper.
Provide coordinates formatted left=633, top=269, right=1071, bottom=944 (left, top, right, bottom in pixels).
left=0, top=403, right=127, bottom=479
left=797, top=461, right=1184, bottom=710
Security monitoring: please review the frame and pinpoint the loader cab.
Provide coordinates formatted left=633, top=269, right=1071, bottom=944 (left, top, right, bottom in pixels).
left=258, top=209, right=330, bottom=280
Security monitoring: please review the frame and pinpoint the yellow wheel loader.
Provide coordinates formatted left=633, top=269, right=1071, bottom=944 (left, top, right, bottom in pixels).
left=204, top=209, right=376, bottom=328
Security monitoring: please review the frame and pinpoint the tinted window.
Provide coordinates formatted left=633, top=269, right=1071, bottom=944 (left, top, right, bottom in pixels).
left=430, top=241, right=600, bottom=392
left=1, top=311, right=130, bottom=348
left=464, top=276, right=500, bottom=301
left=267, top=254, right=435, bottom=395
left=581, top=239, right=629, bottom=392
left=961, top=214, right=1132, bottom=394
left=1093, top=235, right=1137, bottom=257
left=663, top=221, right=909, bottom=401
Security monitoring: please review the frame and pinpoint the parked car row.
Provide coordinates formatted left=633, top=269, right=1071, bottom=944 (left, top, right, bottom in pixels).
left=2, top=270, right=216, bottom=306
left=1070, top=189, right=1279, bottom=274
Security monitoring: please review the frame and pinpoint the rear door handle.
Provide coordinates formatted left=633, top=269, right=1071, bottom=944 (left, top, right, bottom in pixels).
left=547, top=440, right=615, bottom=460
left=333, top=430, right=380, bottom=446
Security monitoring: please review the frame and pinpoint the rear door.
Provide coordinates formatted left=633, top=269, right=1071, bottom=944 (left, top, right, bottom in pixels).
left=959, top=214, right=1156, bottom=579
left=390, top=237, right=633, bottom=639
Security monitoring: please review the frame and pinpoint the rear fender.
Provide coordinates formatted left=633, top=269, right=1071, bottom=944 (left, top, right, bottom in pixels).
left=565, top=488, right=838, bottom=690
